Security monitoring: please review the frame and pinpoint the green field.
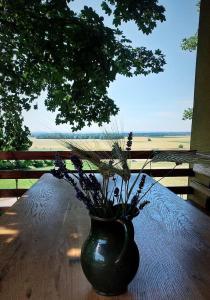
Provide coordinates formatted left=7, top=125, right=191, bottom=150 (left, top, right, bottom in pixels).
left=0, top=160, right=96, bottom=189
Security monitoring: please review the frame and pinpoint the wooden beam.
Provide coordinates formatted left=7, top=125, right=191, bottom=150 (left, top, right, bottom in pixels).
left=132, top=168, right=194, bottom=177
left=0, top=189, right=27, bottom=198
left=0, top=168, right=194, bottom=179
left=168, top=186, right=193, bottom=194
left=0, top=170, right=47, bottom=179
left=0, top=150, right=194, bottom=160
left=190, top=0, right=210, bottom=152
left=188, top=0, right=210, bottom=208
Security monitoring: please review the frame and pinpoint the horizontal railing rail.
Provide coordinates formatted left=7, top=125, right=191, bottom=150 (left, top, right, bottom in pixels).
left=0, top=150, right=194, bottom=200
left=0, top=189, right=27, bottom=198
left=0, top=168, right=194, bottom=179
left=0, top=150, right=194, bottom=160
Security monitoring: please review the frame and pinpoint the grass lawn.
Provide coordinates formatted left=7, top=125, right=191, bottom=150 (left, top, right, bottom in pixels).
left=0, top=179, right=38, bottom=189
left=0, top=160, right=97, bottom=190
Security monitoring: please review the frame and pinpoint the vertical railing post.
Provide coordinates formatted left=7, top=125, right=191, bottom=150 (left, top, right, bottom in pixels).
left=190, top=0, right=210, bottom=209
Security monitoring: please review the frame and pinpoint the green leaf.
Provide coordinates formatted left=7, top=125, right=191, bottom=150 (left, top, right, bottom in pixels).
left=0, top=0, right=166, bottom=143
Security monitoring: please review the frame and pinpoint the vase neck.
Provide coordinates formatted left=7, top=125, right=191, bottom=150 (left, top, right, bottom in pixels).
left=90, top=217, right=134, bottom=241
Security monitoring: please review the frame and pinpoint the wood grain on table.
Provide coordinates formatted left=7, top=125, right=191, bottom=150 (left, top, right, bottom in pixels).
left=0, top=174, right=210, bottom=300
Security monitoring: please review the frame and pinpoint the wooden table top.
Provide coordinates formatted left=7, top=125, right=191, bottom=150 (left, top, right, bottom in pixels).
left=0, top=174, right=210, bottom=300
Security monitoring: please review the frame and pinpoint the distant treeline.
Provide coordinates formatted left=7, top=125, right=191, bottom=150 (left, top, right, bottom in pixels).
left=31, top=131, right=190, bottom=139
left=31, top=132, right=125, bottom=139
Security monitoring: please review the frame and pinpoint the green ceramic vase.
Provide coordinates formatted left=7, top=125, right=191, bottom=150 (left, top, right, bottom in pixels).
left=81, top=215, right=139, bottom=296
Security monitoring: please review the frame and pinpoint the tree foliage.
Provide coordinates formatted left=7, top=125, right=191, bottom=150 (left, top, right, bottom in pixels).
left=181, top=1, right=200, bottom=120
left=0, top=101, right=32, bottom=150
left=182, top=107, right=193, bottom=120
left=0, top=0, right=166, bottom=149
left=181, top=1, right=199, bottom=52
left=181, top=34, right=198, bottom=52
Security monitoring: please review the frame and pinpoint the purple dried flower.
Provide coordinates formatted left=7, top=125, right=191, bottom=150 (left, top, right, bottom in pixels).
left=76, top=189, right=85, bottom=201
left=114, top=187, right=120, bottom=197
left=79, top=176, right=91, bottom=190
left=92, top=190, right=101, bottom=205
left=65, top=172, right=77, bottom=187
left=130, top=194, right=139, bottom=207
left=75, top=189, right=93, bottom=210
left=137, top=174, right=146, bottom=194
left=54, top=154, right=65, bottom=168
left=71, top=155, right=89, bottom=187
left=51, top=168, right=64, bottom=179
left=71, top=155, right=83, bottom=172
left=89, top=174, right=101, bottom=191
left=52, top=155, right=78, bottom=187
left=139, top=200, right=150, bottom=210
left=126, top=132, right=133, bottom=151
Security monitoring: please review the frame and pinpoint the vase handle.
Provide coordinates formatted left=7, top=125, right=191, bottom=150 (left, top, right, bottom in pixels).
left=115, top=219, right=130, bottom=264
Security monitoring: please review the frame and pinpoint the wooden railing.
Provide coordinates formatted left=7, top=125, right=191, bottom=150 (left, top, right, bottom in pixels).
left=0, top=150, right=194, bottom=199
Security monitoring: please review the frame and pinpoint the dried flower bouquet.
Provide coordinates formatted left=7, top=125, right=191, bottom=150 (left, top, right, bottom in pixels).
left=51, top=132, right=210, bottom=219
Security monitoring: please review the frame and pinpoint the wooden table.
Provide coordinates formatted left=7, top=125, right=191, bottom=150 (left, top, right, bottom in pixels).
left=0, top=174, right=210, bottom=300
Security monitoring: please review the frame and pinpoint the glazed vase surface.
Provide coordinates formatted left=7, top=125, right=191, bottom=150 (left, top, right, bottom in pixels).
left=81, top=216, right=139, bottom=296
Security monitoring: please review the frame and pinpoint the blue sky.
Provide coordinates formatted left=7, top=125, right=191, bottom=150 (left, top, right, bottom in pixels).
left=23, top=0, right=198, bottom=133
